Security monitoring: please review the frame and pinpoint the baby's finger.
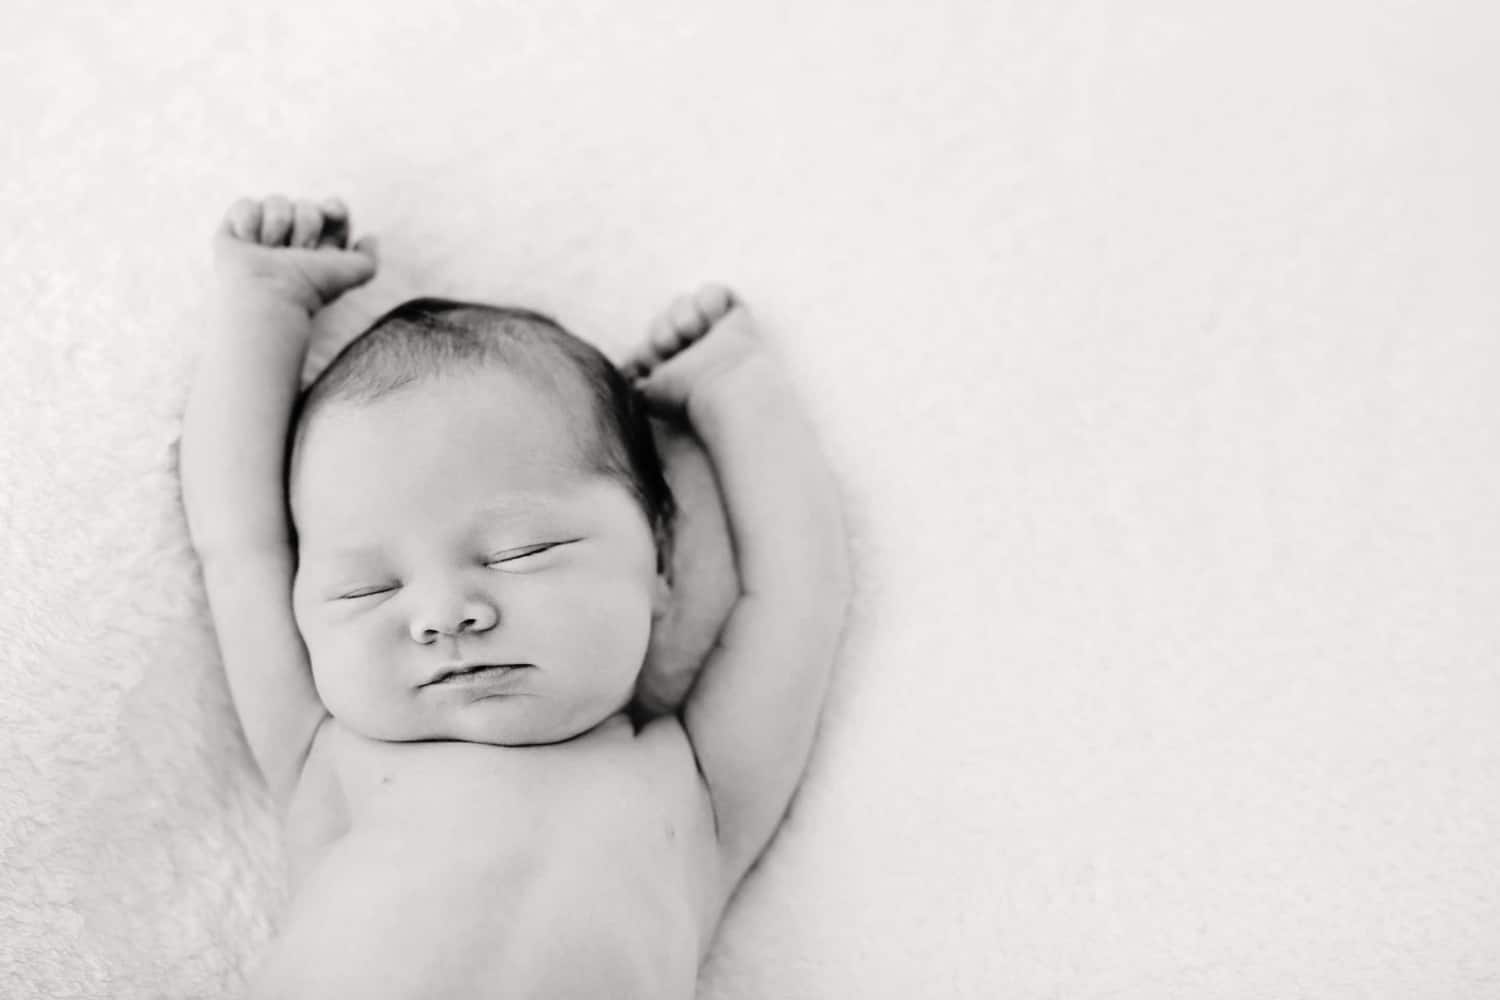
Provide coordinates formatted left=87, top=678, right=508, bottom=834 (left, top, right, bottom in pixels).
left=318, top=198, right=350, bottom=248
left=618, top=356, right=647, bottom=382
left=692, top=283, right=735, bottom=320
left=224, top=198, right=262, bottom=241
left=259, top=195, right=294, bottom=246
left=289, top=200, right=323, bottom=249
left=351, top=234, right=379, bottom=264
left=664, top=299, right=702, bottom=346
left=630, top=322, right=667, bottom=370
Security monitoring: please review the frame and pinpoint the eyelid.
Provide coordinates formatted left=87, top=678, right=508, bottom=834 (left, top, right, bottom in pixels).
left=329, top=540, right=574, bottom=598
left=333, top=581, right=393, bottom=599
left=495, top=542, right=582, bottom=566
left=487, top=542, right=562, bottom=564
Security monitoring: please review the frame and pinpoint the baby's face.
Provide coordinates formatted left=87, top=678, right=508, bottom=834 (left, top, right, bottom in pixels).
left=289, top=369, right=665, bottom=745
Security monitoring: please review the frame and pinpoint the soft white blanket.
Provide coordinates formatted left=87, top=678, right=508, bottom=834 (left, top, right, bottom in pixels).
left=2, top=1, right=1498, bottom=996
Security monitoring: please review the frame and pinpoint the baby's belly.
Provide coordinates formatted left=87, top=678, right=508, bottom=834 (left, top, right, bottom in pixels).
left=250, top=823, right=698, bottom=1000
left=250, top=715, right=718, bottom=998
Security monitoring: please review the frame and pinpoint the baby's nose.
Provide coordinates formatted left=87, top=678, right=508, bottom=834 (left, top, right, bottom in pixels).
left=410, top=593, right=499, bottom=643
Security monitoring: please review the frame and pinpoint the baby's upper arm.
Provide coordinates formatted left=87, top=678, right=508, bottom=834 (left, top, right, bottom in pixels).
left=284, top=715, right=347, bottom=886
left=197, top=544, right=328, bottom=809
left=680, top=579, right=850, bottom=897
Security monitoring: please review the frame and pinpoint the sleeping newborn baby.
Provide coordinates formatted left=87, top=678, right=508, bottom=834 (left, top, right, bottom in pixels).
left=179, top=195, right=851, bottom=998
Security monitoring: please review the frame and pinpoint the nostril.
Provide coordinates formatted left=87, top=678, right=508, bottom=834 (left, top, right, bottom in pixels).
left=412, top=599, right=496, bottom=642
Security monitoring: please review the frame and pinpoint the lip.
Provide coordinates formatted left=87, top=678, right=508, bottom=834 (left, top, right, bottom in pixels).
left=424, top=663, right=531, bottom=687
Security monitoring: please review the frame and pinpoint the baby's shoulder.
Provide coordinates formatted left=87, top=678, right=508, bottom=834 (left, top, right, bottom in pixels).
left=618, top=713, right=716, bottom=826
left=282, top=715, right=346, bottom=883
left=633, top=711, right=704, bottom=778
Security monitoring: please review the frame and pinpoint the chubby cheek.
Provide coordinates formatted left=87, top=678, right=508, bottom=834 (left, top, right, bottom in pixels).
left=301, top=614, right=399, bottom=719
left=564, top=574, right=655, bottom=681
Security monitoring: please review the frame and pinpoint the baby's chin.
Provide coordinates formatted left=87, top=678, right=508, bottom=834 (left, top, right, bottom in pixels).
left=334, top=696, right=632, bottom=747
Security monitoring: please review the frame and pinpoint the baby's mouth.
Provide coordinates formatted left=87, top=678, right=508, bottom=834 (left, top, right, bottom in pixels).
left=425, top=663, right=531, bottom=686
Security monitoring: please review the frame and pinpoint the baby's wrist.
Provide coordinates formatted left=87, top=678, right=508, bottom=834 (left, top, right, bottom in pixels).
left=218, top=285, right=317, bottom=331
left=208, top=290, right=318, bottom=366
left=219, top=281, right=319, bottom=321
left=686, top=357, right=797, bottom=435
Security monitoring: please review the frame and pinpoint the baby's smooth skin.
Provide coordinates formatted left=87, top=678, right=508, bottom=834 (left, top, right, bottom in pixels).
left=179, top=196, right=851, bottom=998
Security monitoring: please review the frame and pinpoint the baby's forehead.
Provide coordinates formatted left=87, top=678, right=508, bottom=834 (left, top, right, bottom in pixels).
left=298, top=488, right=577, bottom=558
left=301, top=448, right=600, bottom=530
left=291, top=370, right=603, bottom=482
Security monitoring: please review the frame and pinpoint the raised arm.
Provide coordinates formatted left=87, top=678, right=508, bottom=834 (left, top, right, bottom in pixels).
left=625, top=287, right=852, bottom=895
left=179, top=196, right=376, bottom=806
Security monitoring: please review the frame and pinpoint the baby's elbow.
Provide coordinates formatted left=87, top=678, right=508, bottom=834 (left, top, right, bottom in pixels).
left=806, top=537, right=854, bottom=614
left=741, top=569, right=848, bottom=618
left=745, top=530, right=853, bottom=609
left=814, top=567, right=854, bottom=627
left=826, top=541, right=854, bottom=603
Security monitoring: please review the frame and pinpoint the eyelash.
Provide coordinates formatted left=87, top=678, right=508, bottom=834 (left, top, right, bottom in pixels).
left=485, top=543, right=559, bottom=566
left=339, top=585, right=394, bottom=600
left=336, top=544, right=561, bottom=601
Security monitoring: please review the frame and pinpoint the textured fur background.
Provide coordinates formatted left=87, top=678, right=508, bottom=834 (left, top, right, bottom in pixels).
left=1, top=1, right=1497, bottom=997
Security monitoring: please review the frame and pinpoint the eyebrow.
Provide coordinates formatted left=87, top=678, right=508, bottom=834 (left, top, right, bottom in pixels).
left=304, top=492, right=566, bottom=561
left=473, top=493, right=559, bottom=521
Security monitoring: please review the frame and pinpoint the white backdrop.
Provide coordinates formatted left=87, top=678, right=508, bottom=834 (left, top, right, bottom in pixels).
left=1, top=1, right=1497, bottom=996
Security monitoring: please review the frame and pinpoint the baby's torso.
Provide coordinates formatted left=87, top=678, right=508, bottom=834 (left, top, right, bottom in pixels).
left=250, top=713, right=722, bottom=1000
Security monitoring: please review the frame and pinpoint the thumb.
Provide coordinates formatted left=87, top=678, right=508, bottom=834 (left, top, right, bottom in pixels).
left=326, top=243, right=378, bottom=290
left=631, top=366, right=689, bottom=419
left=352, top=235, right=379, bottom=265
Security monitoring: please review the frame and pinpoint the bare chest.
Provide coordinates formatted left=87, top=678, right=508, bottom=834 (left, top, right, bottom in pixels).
left=258, top=716, right=720, bottom=999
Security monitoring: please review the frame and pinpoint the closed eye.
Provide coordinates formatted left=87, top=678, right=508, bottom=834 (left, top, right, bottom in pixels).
left=486, top=542, right=564, bottom=565
left=337, top=584, right=397, bottom=600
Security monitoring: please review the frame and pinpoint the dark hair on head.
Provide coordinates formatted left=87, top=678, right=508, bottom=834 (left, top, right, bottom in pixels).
left=290, top=297, right=676, bottom=568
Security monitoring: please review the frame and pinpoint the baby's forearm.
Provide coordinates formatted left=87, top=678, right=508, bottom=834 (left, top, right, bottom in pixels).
left=689, top=361, right=850, bottom=601
left=180, top=295, right=311, bottom=556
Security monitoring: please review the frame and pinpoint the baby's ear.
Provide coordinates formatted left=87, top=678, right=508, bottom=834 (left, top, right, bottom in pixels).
left=651, top=570, right=672, bottom=621
left=654, top=518, right=676, bottom=584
